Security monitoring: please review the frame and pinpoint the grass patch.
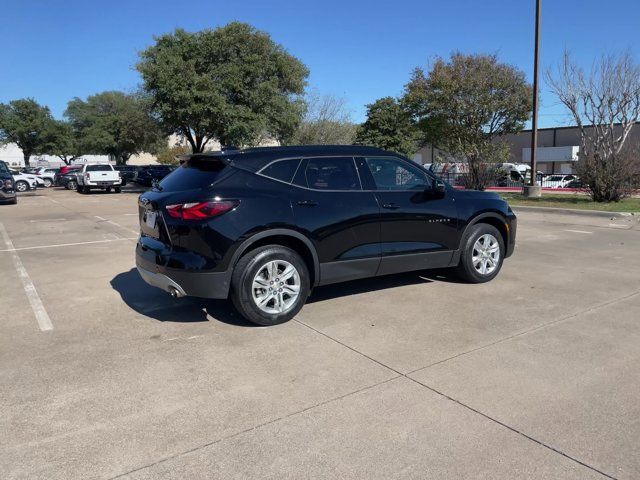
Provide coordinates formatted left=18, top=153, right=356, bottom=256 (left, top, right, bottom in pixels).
left=500, top=192, right=640, bottom=213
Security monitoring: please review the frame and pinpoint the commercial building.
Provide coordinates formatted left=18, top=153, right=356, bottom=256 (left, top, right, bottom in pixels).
left=414, top=122, right=640, bottom=174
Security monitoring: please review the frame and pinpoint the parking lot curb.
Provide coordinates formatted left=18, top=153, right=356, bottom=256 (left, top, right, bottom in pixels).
left=511, top=205, right=636, bottom=218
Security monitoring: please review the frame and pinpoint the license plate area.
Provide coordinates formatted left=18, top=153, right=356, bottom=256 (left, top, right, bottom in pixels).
left=141, top=209, right=160, bottom=238
left=145, top=211, right=157, bottom=228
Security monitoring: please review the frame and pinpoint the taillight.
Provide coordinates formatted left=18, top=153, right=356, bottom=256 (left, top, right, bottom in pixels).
left=3, top=179, right=12, bottom=189
left=84, top=173, right=90, bottom=180
left=165, top=200, right=239, bottom=220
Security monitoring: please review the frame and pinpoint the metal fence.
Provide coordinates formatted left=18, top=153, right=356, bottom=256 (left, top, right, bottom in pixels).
left=435, top=172, right=584, bottom=189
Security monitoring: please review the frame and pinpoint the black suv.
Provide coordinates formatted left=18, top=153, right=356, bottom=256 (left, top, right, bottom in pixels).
left=136, top=165, right=175, bottom=187
left=136, top=146, right=516, bottom=325
left=0, top=161, right=17, bottom=204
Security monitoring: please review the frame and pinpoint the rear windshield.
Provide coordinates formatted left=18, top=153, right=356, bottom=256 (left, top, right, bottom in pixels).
left=158, top=157, right=229, bottom=191
left=0, top=162, right=9, bottom=174
left=86, top=164, right=113, bottom=172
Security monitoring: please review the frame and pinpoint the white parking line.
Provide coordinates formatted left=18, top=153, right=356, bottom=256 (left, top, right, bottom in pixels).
left=95, top=215, right=139, bottom=236
left=29, top=218, right=67, bottom=223
left=0, top=222, right=53, bottom=332
left=564, top=229, right=593, bottom=234
left=0, top=237, right=136, bottom=253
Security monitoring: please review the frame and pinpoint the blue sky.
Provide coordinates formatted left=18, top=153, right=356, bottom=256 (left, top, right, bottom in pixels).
left=2, top=0, right=639, bottom=127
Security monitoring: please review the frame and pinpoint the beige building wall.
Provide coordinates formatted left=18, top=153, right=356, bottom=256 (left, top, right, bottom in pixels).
left=127, top=134, right=280, bottom=165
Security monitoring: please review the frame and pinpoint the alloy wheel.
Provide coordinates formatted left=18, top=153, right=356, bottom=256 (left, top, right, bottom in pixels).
left=472, top=234, right=500, bottom=275
left=251, top=260, right=301, bottom=314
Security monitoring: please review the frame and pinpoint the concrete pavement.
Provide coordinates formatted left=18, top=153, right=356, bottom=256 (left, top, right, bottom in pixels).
left=1, top=188, right=639, bottom=479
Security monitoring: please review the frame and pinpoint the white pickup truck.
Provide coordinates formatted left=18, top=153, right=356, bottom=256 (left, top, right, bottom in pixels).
left=76, top=164, right=122, bottom=193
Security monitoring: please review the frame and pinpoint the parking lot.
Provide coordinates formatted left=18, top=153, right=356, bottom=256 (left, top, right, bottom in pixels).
left=1, top=187, right=639, bottom=479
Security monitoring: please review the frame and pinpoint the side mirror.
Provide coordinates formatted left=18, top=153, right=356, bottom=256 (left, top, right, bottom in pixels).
left=433, top=179, right=446, bottom=196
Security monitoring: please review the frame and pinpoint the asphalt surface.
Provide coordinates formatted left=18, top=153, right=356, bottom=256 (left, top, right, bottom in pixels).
left=1, top=188, right=639, bottom=479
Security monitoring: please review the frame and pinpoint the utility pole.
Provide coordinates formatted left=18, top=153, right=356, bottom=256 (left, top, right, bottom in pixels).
left=524, top=0, right=542, bottom=197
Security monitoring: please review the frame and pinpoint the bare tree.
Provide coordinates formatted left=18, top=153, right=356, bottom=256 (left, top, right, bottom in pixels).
left=547, top=51, right=640, bottom=201
left=291, top=92, right=356, bottom=145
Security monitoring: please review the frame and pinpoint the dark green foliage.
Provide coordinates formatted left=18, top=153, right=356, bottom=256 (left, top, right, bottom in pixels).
left=403, top=53, right=532, bottom=189
left=137, top=23, right=309, bottom=152
left=0, top=98, right=56, bottom=166
left=355, top=97, right=419, bottom=156
left=65, top=91, right=165, bottom=165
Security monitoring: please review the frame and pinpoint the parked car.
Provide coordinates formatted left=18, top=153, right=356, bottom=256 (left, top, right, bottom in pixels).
left=136, top=146, right=517, bottom=326
left=114, top=165, right=139, bottom=186
left=0, top=161, right=17, bottom=204
left=76, top=164, right=122, bottom=193
left=33, top=167, right=59, bottom=187
left=136, top=165, right=175, bottom=186
left=56, top=168, right=83, bottom=190
left=542, top=174, right=577, bottom=188
left=9, top=170, right=39, bottom=192
left=565, top=178, right=586, bottom=188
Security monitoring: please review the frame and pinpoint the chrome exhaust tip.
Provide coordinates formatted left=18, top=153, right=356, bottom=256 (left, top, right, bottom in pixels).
left=168, top=286, right=184, bottom=298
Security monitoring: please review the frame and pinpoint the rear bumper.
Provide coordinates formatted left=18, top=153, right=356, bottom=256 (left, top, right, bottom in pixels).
left=136, top=238, right=231, bottom=299
left=0, top=189, right=16, bottom=202
left=85, top=180, right=122, bottom=187
left=505, top=213, right=517, bottom=258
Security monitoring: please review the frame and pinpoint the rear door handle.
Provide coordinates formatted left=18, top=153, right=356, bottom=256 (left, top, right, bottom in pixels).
left=297, top=200, right=318, bottom=207
left=382, top=203, right=400, bottom=210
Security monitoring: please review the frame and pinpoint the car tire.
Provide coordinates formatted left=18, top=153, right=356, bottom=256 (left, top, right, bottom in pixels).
left=455, top=223, right=505, bottom=283
left=114, top=186, right=121, bottom=193
left=82, top=186, right=90, bottom=194
left=106, top=187, right=112, bottom=193
left=231, top=245, right=310, bottom=326
left=15, top=180, right=28, bottom=192
left=67, top=180, right=77, bottom=190
left=43, top=178, right=52, bottom=187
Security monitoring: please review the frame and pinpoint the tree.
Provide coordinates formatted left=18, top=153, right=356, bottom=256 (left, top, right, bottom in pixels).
left=0, top=98, right=56, bottom=166
left=403, top=53, right=532, bottom=190
left=547, top=51, right=640, bottom=201
left=65, top=91, right=165, bottom=165
left=291, top=92, right=357, bottom=145
left=355, top=97, right=419, bottom=156
left=46, top=120, right=83, bottom=164
left=155, top=144, right=191, bottom=165
left=137, top=23, right=309, bottom=152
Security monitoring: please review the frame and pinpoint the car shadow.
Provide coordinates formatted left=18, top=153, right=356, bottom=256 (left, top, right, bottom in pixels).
left=110, top=268, right=253, bottom=326
left=307, top=268, right=464, bottom=303
left=111, top=267, right=465, bottom=326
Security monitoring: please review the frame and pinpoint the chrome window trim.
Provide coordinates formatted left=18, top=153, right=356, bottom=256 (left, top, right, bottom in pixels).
left=255, top=154, right=437, bottom=193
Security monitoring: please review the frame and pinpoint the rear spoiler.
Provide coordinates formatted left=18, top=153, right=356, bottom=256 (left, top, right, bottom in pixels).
left=177, top=149, right=238, bottom=165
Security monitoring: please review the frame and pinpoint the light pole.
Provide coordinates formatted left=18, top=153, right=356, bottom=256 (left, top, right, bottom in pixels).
left=524, top=0, right=542, bottom=197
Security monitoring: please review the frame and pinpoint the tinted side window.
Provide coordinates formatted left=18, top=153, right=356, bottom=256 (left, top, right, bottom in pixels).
left=86, top=164, right=113, bottom=172
left=158, top=157, right=228, bottom=192
left=260, top=159, right=301, bottom=183
left=365, top=157, right=431, bottom=190
left=304, top=157, right=360, bottom=191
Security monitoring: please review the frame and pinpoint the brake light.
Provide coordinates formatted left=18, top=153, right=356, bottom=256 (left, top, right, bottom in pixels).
left=165, top=200, right=239, bottom=220
left=84, top=173, right=90, bottom=180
